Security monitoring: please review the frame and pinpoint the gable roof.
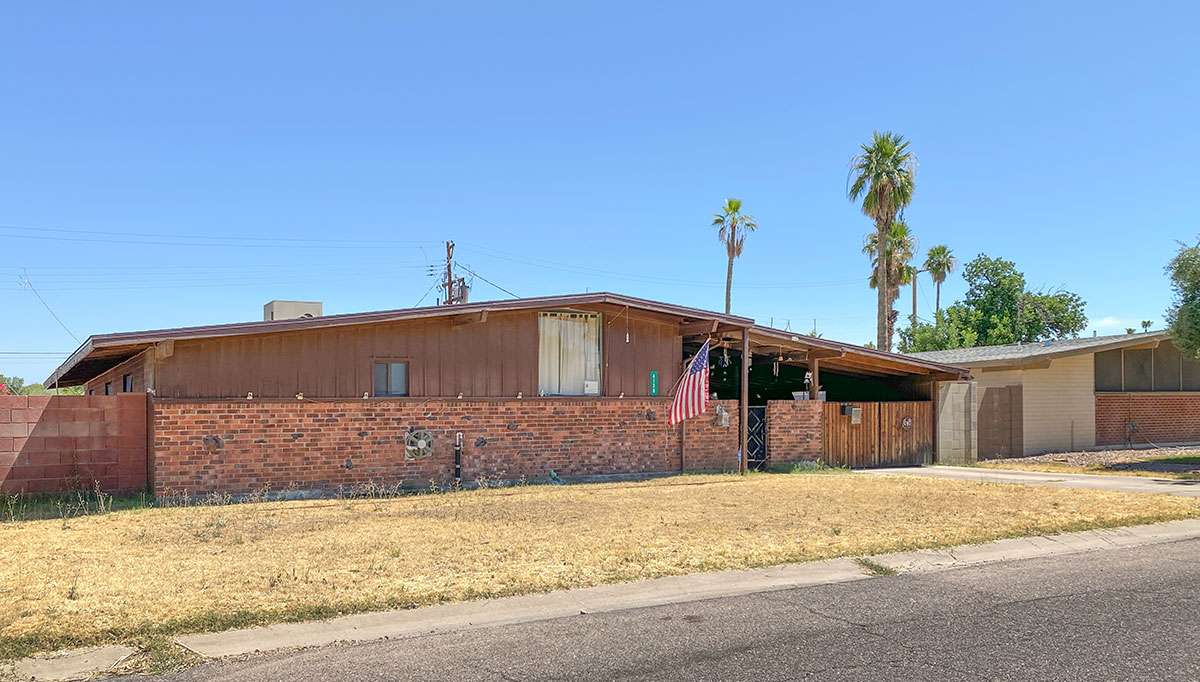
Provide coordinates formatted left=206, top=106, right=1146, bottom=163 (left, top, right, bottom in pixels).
left=45, top=292, right=753, bottom=387
left=46, top=291, right=968, bottom=387
left=906, top=331, right=1171, bottom=368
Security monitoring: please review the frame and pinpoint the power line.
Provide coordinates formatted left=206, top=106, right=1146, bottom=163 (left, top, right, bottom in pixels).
left=459, top=242, right=861, bottom=290
left=18, top=270, right=79, bottom=343
left=0, top=232, right=434, bottom=250
left=456, top=263, right=519, bottom=299
left=0, top=223, right=440, bottom=246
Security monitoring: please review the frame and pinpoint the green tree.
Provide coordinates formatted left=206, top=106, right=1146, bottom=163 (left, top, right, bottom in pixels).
left=923, top=244, right=957, bottom=313
left=1141, top=320, right=1152, bottom=332
left=712, top=198, right=758, bottom=314
left=1166, top=239, right=1200, bottom=359
left=863, top=221, right=917, bottom=348
left=848, top=131, right=917, bottom=352
left=0, top=374, right=25, bottom=394
left=899, top=254, right=1087, bottom=352
left=897, top=308, right=979, bottom=353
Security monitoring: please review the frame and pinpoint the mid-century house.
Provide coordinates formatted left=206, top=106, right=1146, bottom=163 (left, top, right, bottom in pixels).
left=5, top=293, right=967, bottom=496
left=910, top=331, right=1200, bottom=457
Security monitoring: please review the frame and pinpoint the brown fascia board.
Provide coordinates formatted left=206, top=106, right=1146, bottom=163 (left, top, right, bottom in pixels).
left=964, top=332, right=1172, bottom=369
left=45, top=292, right=755, bottom=387
left=749, top=325, right=969, bottom=377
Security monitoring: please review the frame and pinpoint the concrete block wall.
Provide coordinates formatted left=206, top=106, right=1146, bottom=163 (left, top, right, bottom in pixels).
left=0, top=394, right=148, bottom=494
left=1096, top=394, right=1200, bottom=447
left=765, top=400, right=823, bottom=466
left=152, top=398, right=742, bottom=495
left=934, top=381, right=977, bottom=465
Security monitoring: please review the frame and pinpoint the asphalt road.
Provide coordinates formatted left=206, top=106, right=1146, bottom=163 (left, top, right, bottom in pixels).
left=156, top=539, right=1200, bottom=681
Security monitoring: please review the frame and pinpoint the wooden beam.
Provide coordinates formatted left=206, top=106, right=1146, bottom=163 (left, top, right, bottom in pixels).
left=451, top=310, right=488, bottom=327
left=811, top=358, right=820, bottom=400
left=807, top=349, right=845, bottom=360
left=678, top=320, right=718, bottom=335
left=740, top=326, right=750, bottom=476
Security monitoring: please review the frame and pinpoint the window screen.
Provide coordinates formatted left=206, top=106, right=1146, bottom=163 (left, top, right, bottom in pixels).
left=1184, top=355, right=1200, bottom=391
left=373, top=362, right=408, bottom=397
left=538, top=311, right=601, bottom=395
left=1094, top=350, right=1123, bottom=391
left=1123, top=349, right=1153, bottom=392
left=1154, top=343, right=1182, bottom=391
left=122, top=373, right=133, bottom=393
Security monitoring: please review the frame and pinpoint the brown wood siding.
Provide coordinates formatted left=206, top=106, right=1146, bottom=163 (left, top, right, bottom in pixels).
left=84, top=351, right=148, bottom=396
left=603, top=316, right=682, bottom=397
left=879, top=401, right=933, bottom=465
left=822, top=401, right=933, bottom=468
left=149, top=307, right=682, bottom=399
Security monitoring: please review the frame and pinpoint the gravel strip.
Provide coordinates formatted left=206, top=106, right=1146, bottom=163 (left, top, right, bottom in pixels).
left=992, top=447, right=1200, bottom=473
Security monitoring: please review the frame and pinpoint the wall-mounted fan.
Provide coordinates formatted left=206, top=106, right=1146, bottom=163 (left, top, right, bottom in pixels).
left=405, top=429, right=436, bottom=460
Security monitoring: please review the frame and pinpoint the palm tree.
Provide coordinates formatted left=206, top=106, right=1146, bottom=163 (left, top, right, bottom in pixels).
left=712, top=198, right=758, bottom=314
left=923, top=244, right=958, bottom=314
left=863, top=221, right=917, bottom=346
left=848, top=132, right=917, bottom=351
left=1141, top=320, right=1152, bottom=332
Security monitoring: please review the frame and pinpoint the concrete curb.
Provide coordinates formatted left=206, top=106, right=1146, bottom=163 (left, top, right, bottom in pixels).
left=11, top=645, right=134, bottom=682
left=13, top=518, right=1200, bottom=679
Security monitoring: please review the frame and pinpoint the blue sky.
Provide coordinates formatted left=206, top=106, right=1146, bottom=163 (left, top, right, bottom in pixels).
left=3, top=1, right=1198, bottom=383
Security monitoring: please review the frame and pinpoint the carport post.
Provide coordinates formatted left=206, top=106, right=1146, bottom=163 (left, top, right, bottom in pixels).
left=740, top=326, right=749, bottom=475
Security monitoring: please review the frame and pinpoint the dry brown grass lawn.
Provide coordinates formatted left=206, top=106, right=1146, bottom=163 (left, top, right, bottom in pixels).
left=2, top=472, right=1198, bottom=659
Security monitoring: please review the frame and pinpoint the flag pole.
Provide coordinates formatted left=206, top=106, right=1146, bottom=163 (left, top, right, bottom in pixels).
left=740, top=326, right=750, bottom=476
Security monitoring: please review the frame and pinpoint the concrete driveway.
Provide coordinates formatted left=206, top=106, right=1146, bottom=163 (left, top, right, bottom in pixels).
left=865, top=465, right=1200, bottom=497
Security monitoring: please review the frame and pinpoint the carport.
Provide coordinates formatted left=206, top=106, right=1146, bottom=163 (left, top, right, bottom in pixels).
left=684, top=326, right=967, bottom=469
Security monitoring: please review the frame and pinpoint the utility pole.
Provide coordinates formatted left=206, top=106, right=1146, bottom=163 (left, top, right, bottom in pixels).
left=444, top=241, right=455, bottom=305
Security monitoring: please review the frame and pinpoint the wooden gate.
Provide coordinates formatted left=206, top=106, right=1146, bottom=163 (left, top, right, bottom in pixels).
left=977, top=385, right=1023, bottom=460
left=822, top=401, right=933, bottom=468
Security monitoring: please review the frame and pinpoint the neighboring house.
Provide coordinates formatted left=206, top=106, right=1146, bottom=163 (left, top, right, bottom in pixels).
left=8, top=293, right=967, bottom=496
left=910, top=331, right=1200, bottom=457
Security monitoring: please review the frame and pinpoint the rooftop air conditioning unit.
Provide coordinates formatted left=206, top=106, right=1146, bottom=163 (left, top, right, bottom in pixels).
left=264, top=300, right=323, bottom=321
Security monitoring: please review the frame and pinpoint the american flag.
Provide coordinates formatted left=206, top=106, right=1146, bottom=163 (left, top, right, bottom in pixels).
left=669, top=340, right=710, bottom=425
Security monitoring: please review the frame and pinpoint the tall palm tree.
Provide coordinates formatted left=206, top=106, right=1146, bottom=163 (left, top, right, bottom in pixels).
left=923, top=244, right=957, bottom=314
left=712, top=198, right=758, bottom=314
left=848, top=132, right=917, bottom=351
left=863, top=221, right=917, bottom=346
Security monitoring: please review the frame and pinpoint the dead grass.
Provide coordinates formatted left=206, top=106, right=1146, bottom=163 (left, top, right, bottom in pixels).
left=2, top=472, right=1197, bottom=660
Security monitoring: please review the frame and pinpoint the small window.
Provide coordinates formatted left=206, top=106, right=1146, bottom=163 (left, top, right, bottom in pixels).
left=1094, top=350, right=1123, bottom=391
left=538, top=311, right=602, bottom=395
left=122, top=374, right=133, bottom=393
left=104, top=381, right=112, bottom=396
left=1123, top=349, right=1153, bottom=392
left=1154, top=343, right=1181, bottom=391
left=88, top=389, right=95, bottom=396
left=373, top=362, right=408, bottom=397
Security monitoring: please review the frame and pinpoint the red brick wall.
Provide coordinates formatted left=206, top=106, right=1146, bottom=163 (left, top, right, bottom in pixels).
left=765, top=400, right=823, bottom=465
left=0, top=394, right=148, bottom=494
left=1096, top=393, right=1200, bottom=446
left=152, top=398, right=741, bottom=495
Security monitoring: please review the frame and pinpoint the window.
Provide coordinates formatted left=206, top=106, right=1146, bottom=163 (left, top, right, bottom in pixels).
left=1095, top=340, right=1200, bottom=392
left=104, top=381, right=112, bottom=396
left=122, top=373, right=133, bottom=393
left=1094, top=349, right=1123, bottom=391
left=538, top=311, right=601, bottom=395
left=373, top=362, right=408, bottom=397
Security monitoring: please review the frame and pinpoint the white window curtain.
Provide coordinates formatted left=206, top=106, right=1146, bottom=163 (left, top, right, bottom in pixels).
left=538, top=312, right=601, bottom=395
